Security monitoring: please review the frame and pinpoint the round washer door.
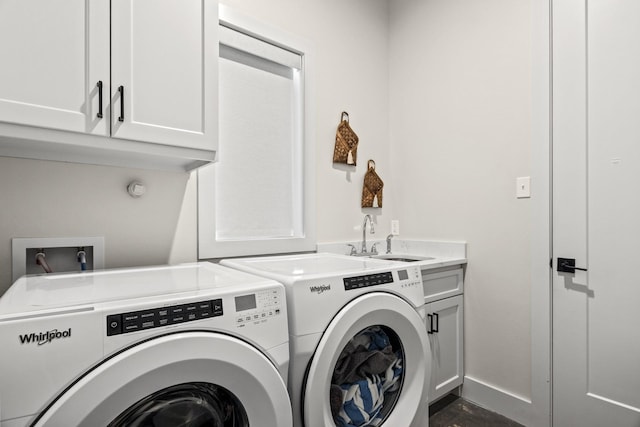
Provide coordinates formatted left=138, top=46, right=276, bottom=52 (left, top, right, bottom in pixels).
left=33, top=331, right=292, bottom=427
left=303, top=292, right=430, bottom=427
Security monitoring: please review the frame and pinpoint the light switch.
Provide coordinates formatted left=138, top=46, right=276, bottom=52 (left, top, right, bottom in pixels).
left=516, top=176, right=531, bottom=198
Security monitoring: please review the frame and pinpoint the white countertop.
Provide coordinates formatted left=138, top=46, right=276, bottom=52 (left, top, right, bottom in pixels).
left=316, top=239, right=467, bottom=271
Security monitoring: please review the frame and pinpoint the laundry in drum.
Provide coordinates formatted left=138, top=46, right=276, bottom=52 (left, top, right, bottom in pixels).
left=330, top=326, right=404, bottom=427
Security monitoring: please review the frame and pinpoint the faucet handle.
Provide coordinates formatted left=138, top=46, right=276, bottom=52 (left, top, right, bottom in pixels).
left=370, top=242, right=380, bottom=255
left=385, top=234, right=394, bottom=254
left=346, top=244, right=358, bottom=256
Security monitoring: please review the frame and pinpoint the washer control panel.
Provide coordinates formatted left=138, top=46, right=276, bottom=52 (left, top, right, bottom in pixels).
left=343, top=272, right=394, bottom=290
left=343, top=268, right=422, bottom=291
left=106, top=299, right=222, bottom=336
left=235, top=288, right=282, bottom=326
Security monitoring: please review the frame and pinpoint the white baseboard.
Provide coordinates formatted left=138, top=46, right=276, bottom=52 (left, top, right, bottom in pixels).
left=460, top=375, right=533, bottom=426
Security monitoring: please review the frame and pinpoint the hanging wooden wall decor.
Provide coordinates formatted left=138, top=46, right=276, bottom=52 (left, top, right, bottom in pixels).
left=362, top=159, right=383, bottom=208
left=333, top=111, right=359, bottom=166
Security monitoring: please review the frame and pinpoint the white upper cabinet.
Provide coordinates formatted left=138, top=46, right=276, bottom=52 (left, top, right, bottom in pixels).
left=0, top=0, right=110, bottom=136
left=0, top=0, right=217, bottom=171
left=111, top=0, right=217, bottom=149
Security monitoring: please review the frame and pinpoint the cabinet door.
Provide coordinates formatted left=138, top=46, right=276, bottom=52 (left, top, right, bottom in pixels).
left=111, top=0, right=218, bottom=150
left=427, top=295, right=464, bottom=403
left=422, top=267, right=463, bottom=304
left=0, top=0, right=109, bottom=135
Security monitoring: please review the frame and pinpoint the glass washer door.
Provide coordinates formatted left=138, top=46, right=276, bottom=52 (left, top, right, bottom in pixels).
left=108, top=382, right=248, bottom=427
left=330, top=325, right=405, bottom=426
left=33, top=332, right=292, bottom=427
left=303, top=292, right=430, bottom=427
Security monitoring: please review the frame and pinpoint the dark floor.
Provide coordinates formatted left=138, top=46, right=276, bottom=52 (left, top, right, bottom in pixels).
left=429, top=394, right=524, bottom=427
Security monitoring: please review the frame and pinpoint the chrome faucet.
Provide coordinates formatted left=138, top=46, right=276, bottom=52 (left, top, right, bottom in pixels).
left=386, top=234, right=393, bottom=254
left=361, top=214, right=375, bottom=254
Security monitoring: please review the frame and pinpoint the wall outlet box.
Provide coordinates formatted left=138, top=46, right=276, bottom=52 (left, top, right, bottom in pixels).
left=516, top=176, right=531, bottom=198
left=391, top=220, right=400, bottom=235
left=12, top=237, right=105, bottom=283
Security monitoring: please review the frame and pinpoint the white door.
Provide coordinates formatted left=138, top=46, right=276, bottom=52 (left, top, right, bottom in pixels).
left=110, top=0, right=217, bottom=150
left=0, top=0, right=109, bottom=135
left=552, top=0, right=640, bottom=425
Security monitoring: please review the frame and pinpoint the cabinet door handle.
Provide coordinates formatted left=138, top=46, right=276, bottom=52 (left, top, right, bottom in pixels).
left=433, top=313, right=439, bottom=333
left=427, top=314, right=433, bottom=334
left=96, top=81, right=103, bottom=119
left=118, top=85, right=125, bottom=122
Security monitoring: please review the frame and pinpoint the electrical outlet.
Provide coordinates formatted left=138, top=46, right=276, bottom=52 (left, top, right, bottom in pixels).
left=12, top=237, right=105, bottom=283
left=391, top=220, right=400, bottom=236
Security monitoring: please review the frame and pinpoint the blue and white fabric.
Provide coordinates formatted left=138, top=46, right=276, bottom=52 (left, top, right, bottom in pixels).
left=332, top=326, right=404, bottom=427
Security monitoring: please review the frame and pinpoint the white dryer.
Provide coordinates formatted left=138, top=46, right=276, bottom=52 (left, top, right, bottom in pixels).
left=221, top=253, right=430, bottom=427
left=0, top=263, right=292, bottom=427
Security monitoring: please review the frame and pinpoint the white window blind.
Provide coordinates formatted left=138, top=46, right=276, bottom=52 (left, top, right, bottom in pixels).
left=198, top=9, right=315, bottom=259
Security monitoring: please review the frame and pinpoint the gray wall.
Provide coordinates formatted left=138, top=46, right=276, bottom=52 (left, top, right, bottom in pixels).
left=389, top=0, right=533, bottom=401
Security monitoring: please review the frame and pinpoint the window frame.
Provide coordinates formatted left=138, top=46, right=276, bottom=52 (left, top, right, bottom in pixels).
left=197, top=5, right=316, bottom=259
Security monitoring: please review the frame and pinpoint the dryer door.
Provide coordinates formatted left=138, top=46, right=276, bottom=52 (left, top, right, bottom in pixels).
left=303, top=292, right=429, bottom=427
left=32, top=331, right=292, bottom=427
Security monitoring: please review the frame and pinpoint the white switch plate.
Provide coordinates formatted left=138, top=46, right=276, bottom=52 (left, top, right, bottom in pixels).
left=516, top=176, right=531, bottom=198
left=391, top=220, right=400, bottom=235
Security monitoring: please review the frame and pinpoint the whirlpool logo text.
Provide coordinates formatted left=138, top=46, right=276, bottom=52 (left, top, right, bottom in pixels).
left=19, top=328, right=71, bottom=346
left=309, top=285, right=331, bottom=294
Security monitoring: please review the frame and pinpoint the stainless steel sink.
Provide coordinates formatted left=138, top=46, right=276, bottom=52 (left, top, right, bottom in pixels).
left=371, top=254, right=435, bottom=262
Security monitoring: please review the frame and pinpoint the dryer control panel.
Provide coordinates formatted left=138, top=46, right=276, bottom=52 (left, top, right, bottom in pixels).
left=106, top=299, right=223, bottom=336
left=235, top=288, right=282, bottom=326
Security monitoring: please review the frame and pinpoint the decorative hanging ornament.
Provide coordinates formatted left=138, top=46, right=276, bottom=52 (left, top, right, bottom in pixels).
left=333, top=111, right=359, bottom=166
left=362, top=159, right=383, bottom=208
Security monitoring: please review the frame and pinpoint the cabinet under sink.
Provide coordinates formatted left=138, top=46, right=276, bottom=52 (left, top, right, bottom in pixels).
left=421, top=266, right=464, bottom=403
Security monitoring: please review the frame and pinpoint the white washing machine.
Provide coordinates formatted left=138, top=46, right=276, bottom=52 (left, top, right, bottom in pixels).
left=0, top=263, right=292, bottom=427
left=221, top=253, right=430, bottom=427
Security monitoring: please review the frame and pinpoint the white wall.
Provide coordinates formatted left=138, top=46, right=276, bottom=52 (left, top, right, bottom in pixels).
left=0, top=0, right=393, bottom=293
left=389, top=0, right=533, bottom=409
left=216, top=0, right=396, bottom=244
left=0, top=156, right=195, bottom=295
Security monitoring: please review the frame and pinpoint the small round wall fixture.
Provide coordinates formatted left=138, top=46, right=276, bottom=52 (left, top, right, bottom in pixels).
left=127, top=181, right=146, bottom=198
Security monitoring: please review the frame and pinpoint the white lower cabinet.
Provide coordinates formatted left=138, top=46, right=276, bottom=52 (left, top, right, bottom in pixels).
left=425, top=294, right=464, bottom=403
left=422, top=267, right=464, bottom=403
